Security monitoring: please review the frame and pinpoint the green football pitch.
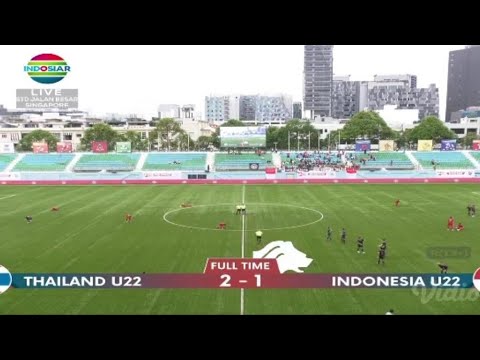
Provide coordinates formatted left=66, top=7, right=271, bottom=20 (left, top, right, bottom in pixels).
left=0, top=184, right=479, bottom=314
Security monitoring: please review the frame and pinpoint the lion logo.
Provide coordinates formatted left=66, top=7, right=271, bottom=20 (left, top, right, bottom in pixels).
left=253, top=241, right=313, bottom=274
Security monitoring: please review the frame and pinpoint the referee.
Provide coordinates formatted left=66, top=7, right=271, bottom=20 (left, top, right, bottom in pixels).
left=256, top=230, right=263, bottom=244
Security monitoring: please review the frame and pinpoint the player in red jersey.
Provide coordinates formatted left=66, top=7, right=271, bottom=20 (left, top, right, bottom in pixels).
left=125, top=213, right=133, bottom=223
left=394, top=199, right=400, bottom=207
left=456, top=222, right=464, bottom=231
left=217, top=221, right=226, bottom=230
left=447, top=216, right=455, bottom=231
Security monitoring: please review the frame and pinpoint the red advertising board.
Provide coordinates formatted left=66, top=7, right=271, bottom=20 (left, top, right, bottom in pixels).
left=32, top=142, right=48, bottom=153
left=57, top=142, right=73, bottom=153
left=472, top=140, right=480, bottom=150
left=92, top=141, right=108, bottom=153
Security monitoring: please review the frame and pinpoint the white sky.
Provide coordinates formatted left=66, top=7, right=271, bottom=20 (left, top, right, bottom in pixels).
left=0, top=45, right=465, bottom=120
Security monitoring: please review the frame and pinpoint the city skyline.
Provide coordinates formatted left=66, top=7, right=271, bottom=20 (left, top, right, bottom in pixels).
left=0, top=45, right=465, bottom=119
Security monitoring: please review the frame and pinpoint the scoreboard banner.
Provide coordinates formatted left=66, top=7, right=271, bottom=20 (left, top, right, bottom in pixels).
left=2, top=241, right=479, bottom=293
left=1, top=260, right=478, bottom=292
left=4, top=269, right=477, bottom=290
left=220, top=126, right=266, bottom=148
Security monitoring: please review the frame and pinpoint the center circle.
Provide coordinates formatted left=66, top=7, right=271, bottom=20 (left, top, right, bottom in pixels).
left=163, top=203, right=324, bottom=232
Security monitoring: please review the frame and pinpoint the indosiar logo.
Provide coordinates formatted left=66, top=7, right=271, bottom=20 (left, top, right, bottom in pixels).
left=24, top=53, right=71, bottom=84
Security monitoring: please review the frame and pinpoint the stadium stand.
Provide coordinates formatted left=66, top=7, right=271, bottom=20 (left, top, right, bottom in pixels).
left=215, top=153, right=272, bottom=171
left=412, top=151, right=475, bottom=169
left=74, top=153, right=140, bottom=171
left=353, top=152, right=414, bottom=170
left=469, top=151, right=480, bottom=163
left=142, top=153, right=207, bottom=171
left=0, top=154, right=17, bottom=171
left=13, top=154, right=75, bottom=171
left=280, top=152, right=343, bottom=165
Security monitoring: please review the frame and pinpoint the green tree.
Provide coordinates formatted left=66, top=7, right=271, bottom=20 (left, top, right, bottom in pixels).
left=407, top=116, right=457, bottom=144
left=195, top=135, right=213, bottom=150
left=148, top=118, right=185, bottom=151
left=340, top=111, right=395, bottom=143
left=273, top=120, right=319, bottom=150
left=460, top=132, right=480, bottom=148
left=19, top=130, right=59, bottom=152
left=210, top=129, right=221, bottom=149
left=221, top=119, right=245, bottom=127
left=395, top=128, right=413, bottom=149
left=328, top=130, right=341, bottom=149
left=174, top=132, right=195, bottom=151
left=118, top=130, right=148, bottom=151
left=81, top=123, right=120, bottom=151
left=266, top=127, right=280, bottom=149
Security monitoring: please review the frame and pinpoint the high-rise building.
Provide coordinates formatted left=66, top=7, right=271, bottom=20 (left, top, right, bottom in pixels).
left=204, top=96, right=240, bottom=122
left=303, top=45, right=333, bottom=119
left=332, top=75, right=360, bottom=119
left=372, top=74, right=417, bottom=89
left=244, top=95, right=292, bottom=122
left=292, top=102, right=302, bottom=119
left=205, top=94, right=292, bottom=123
left=446, top=46, right=480, bottom=122
left=367, top=75, right=439, bottom=120
left=239, top=96, right=257, bottom=121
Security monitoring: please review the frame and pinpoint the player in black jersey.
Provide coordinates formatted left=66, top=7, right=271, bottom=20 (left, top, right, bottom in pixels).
left=438, top=263, right=448, bottom=274
left=356, top=236, right=365, bottom=254
left=378, top=247, right=386, bottom=265
left=379, top=239, right=387, bottom=254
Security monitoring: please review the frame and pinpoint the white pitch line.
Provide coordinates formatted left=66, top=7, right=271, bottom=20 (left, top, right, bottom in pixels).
left=241, top=185, right=245, bottom=258
left=240, top=184, right=246, bottom=316
left=0, top=194, right=16, bottom=200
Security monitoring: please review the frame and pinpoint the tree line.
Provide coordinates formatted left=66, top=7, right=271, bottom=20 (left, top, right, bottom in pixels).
left=18, top=118, right=196, bottom=152
left=200, top=112, right=470, bottom=150
left=17, top=112, right=480, bottom=152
